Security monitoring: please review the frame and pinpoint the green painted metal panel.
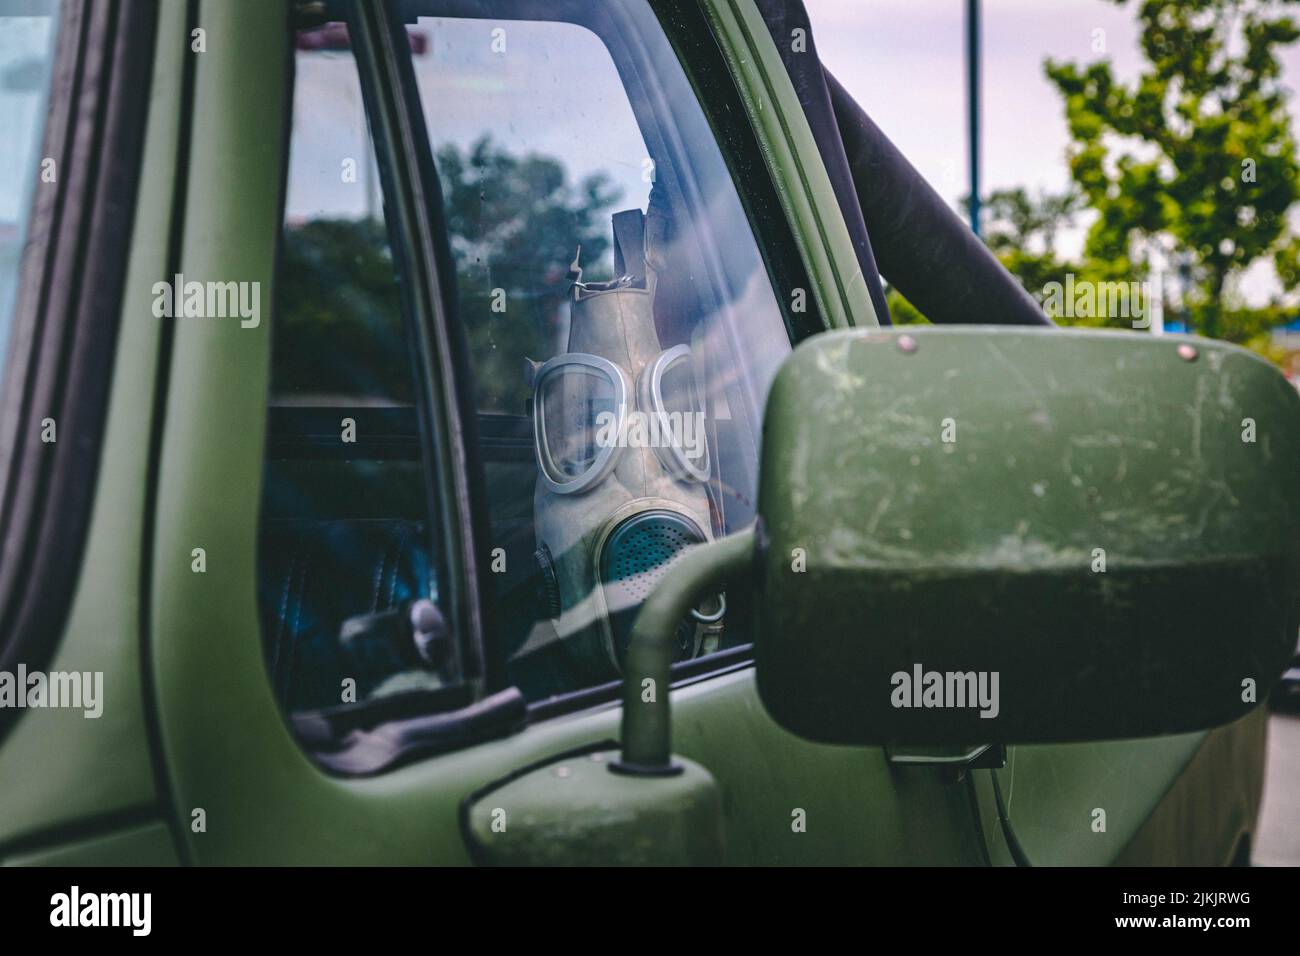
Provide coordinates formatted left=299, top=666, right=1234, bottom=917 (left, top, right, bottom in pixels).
left=0, top=0, right=189, bottom=850
left=4, top=823, right=179, bottom=867
left=1001, top=706, right=1268, bottom=866
left=701, top=0, right=879, bottom=330
left=995, top=732, right=1206, bottom=866
left=465, top=749, right=725, bottom=866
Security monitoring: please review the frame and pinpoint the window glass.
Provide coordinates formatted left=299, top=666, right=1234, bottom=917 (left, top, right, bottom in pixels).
left=405, top=1, right=793, bottom=701
left=258, top=24, right=445, bottom=714
left=0, top=0, right=60, bottom=377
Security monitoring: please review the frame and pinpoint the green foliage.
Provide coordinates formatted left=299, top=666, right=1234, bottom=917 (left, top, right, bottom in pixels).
left=273, top=136, right=623, bottom=412
left=903, top=0, right=1300, bottom=361
left=1043, top=0, right=1300, bottom=344
left=436, top=135, right=623, bottom=413
left=980, top=188, right=1095, bottom=311
left=273, top=217, right=411, bottom=402
left=883, top=287, right=929, bottom=325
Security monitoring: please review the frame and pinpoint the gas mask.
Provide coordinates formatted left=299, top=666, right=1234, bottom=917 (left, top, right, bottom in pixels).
left=530, top=200, right=724, bottom=681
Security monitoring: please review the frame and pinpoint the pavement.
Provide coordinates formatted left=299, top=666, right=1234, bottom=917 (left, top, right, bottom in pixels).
left=1255, top=713, right=1300, bottom=866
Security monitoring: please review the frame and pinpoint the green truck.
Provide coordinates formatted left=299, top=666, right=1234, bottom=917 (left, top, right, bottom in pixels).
left=0, top=0, right=1295, bottom=866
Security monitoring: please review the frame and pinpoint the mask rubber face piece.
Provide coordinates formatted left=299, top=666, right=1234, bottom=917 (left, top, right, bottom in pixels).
left=531, top=202, right=721, bottom=683
left=533, top=352, right=629, bottom=495
left=637, top=344, right=710, bottom=483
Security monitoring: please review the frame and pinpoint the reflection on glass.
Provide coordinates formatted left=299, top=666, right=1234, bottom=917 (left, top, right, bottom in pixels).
left=540, top=365, right=617, bottom=480
left=0, top=1, right=60, bottom=371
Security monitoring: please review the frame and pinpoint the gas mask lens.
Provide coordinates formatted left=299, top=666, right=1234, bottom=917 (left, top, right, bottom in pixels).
left=639, top=344, right=710, bottom=483
left=535, top=353, right=628, bottom=494
left=534, top=346, right=710, bottom=496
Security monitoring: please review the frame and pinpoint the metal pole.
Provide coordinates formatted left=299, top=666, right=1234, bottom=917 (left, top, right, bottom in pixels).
left=966, top=0, right=982, bottom=236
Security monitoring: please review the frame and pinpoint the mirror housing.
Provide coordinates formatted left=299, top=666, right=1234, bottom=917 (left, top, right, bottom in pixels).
left=755, top=328, right=1300, bottom=745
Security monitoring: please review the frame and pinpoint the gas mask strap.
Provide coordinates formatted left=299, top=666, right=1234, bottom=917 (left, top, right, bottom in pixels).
left=566, top=245, right=583, bottom=287
left=691, top=328, right=725, bottom=536
left=612, top=208, right=648, bottom=288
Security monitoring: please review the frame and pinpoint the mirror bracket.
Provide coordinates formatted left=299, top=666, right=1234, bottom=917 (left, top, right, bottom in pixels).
left=886, top=743, right=1007, bottom=770
left=615, top=527, right=756, bottom=774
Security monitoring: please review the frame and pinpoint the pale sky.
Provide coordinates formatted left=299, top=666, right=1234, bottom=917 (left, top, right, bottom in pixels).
left=278, top=1, right=1300, bottom=308
left=808, top=0, right=1300, bottom=306
left=286, top=16, right=650, bottom=233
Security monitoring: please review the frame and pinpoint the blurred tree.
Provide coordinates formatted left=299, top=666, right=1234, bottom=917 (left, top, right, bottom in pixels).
left=274, top=217, right=411, bottom=402
left=437, top=135, right=621, bottom=413
left=1044, top=0, right=1300, bottom=349
left=979, top=187, right=1088, bottom=301
left=885, top=186, right=1097, bottom=327
left=274, top=135, right=622, bottom=411
left=883, top=285, right=929, bottom=325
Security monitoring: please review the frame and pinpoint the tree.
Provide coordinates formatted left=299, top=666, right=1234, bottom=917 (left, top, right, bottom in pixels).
left=885, top=187, right=1087, bottom=326
left=1045, top=0, right=1300, bottom=346
left=274, top=137, right=623, bottom=411
left=979, top=187, right=1088, bottom=301
left=436, top=135, right=622, bottom=413
left=274, top=217, right=412, bottom=401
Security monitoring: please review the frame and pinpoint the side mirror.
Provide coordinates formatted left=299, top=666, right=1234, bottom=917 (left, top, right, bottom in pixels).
left=754, top=327, right=1300, bottom=744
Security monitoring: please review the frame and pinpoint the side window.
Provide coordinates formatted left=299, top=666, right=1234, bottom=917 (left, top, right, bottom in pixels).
left=258, top=23, right=448, bottom=715
left=0, top=3, right=60, bottom=392
left=404, top=3, right=795, bottom=702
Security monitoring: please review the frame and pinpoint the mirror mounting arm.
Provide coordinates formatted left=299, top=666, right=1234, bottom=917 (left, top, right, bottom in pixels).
left=614, top=527, right=756, bottom=776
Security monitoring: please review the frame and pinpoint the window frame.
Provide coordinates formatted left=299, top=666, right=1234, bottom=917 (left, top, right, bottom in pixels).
left=0, top=0, right=157, bottom=743
left=344, top=0, right=495, bottom=693
left=276, top=0, right=833, bottom=754
left=395, top=0, right=827, bottom=718
left=257, top=1, right=521, bottom=769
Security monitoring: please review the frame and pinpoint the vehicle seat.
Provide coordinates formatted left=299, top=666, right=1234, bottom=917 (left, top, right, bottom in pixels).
left=258, top=518, right=432, bottom=711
